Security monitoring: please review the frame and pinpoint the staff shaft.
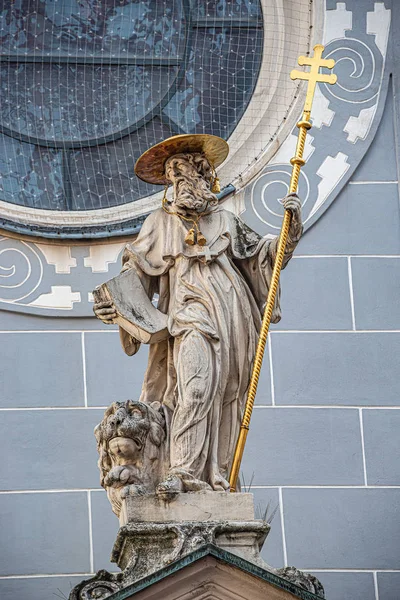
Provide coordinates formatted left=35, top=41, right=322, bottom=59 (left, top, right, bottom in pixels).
left=228, top=119, right=310, bottom=492
left=229, top=43, right=336, bottom=492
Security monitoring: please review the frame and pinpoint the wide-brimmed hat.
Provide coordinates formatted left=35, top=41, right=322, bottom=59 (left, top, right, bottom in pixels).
left=134, top=134, right=229, bottom=185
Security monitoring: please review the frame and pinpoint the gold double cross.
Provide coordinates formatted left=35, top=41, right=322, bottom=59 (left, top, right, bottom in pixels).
left=229, top=44, right=338, bottom=492
left=290, top=44, right=337, bottom=116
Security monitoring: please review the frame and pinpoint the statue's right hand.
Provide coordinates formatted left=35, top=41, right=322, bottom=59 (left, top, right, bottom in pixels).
left=93, top=300, right=117, bottom=324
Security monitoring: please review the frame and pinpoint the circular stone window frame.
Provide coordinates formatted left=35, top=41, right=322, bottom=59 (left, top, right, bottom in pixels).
left=0, top=0, right=323, bottom=241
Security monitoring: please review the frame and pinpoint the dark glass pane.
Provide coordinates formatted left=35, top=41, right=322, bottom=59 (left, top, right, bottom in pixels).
left=0, top=63, right=178, bottom=142
left=0, top=0, right=264, bottom=220
left=163, top=27, right=263, bottom=137
left=0, top=134, right=65, bottom=209
left=69, top=117, right=172, bottom=210
left=191, top=0, right=261, bottom=18
left=0, top=0, right=186, bottom=58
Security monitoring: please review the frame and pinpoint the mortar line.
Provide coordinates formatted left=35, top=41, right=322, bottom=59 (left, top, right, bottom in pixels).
left=1, top=569, right=399, bottom=580
left=278, top=487, right=288, bottom=567
left=0, top=407, right=108, bottom=411
left=293, top=255, right=400, bottom=258
left=270, top=330, right=400, bottom=333
left=302, top=569, right=400, bottom=573
left=253, top=405, right=400, bottom=410
left=0, top=573, right=94, bottom=580
left=87, top=491, right=94, bottom=574
left=347, top=257, right=356, bottom=331
left=373, top=571, right=380, bottom=600
left=0, top=489, right=104, bottom=494
left=2, top=485, right=400, bottom=494
left=1, top=329, right=400, bottom=334
left=268, top=335, right=275, bottom=406
left=250, top=485, right=400, bottom=489
left=348, top=180, right=398, bottom=184
left=81, top=332, right=88, bottom=408
left=3, top=405, right=400, bottom=412
left=359, top=409, right=368, bottom=486
left=0, top=330, right=119, bottom=334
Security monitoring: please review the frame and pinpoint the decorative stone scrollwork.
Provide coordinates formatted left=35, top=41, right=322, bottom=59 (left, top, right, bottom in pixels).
left=69, top=520, right=272, bottom=600
left=0, top=237, right=43, bottom=303
left=69, top=519, right=325, bottom=599
left=247, top=168, right=310, bottom=233
left=69, top=570, right=123, bottom=600
left=243, top=2, right=392, bottom=236
left=276, top=566, right=325, bottom=598
left=322, top=38, right=383, bottom=106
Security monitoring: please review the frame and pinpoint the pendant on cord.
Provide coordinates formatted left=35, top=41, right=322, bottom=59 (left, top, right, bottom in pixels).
left=185, top=227, right=207, bottom=246
left=185, top=228, right=196, bottom=245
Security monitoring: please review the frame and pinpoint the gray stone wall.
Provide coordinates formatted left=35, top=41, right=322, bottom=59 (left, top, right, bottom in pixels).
left=1, top=9, right=400, bottom=600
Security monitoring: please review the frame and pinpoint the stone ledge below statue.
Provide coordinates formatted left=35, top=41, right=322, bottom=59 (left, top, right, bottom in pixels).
left=115, top=491, right=269, bottom=574
left=113, top=518, right=270, bottom=574
left=119, top=491, right=255, bottom=526
left=69, top=492, right=324, bottom=600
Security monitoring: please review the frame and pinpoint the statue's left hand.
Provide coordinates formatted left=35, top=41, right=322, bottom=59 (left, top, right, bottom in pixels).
left=282, top=193, right=303, bottom=241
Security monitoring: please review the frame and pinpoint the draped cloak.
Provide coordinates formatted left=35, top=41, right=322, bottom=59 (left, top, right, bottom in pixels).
left=118, top=205, right=295, bottom=489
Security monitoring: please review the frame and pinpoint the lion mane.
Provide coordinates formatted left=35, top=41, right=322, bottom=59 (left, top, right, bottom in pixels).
left=94, top=399, right=165, bottom=488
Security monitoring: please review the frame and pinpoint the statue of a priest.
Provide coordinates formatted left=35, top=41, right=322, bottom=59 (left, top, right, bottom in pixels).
left=94, top=134, right=302, bottom=496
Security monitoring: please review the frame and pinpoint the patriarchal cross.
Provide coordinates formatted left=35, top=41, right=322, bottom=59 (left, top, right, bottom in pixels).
left=200, top=48, right=336, bottom=274
left=229, top=44, right=338, bottom=491
left=290, top=44, right=337, bottom=115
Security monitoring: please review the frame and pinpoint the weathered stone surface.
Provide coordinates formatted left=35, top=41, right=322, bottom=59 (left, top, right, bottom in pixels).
left=276, top=567, right=325, bottom=597
left=74, top=153, right=322, bottom=600
left=82, top=401, right=326, bottom=600
left=69, top=570, right=123, bottom=600
left=69, top=518, right=270, bottom=600
left=70, top=492, right=324, bottom=600
left=112, top=492, right=270, bottom=577
left=119, top=491, right=255, bottom=526
left=70, top=546, right=325, bottom=600
left=94, top=400, right=168, bottom=517
left=121, top=551, right=325, bottom=600
left=93, top=152, right=302, bottom=496
left=113, top=519, right=269, bottom=573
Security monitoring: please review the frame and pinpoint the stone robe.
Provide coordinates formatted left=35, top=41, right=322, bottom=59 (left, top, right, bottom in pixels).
left=119, top=205, right=296, bottom=491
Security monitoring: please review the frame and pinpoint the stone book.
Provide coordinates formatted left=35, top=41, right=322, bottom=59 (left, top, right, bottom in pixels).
left=93, top=269, right=169, bottom=344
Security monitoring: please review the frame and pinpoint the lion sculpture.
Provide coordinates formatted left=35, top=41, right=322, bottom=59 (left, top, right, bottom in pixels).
left=95, top=399, right=167, bottom=516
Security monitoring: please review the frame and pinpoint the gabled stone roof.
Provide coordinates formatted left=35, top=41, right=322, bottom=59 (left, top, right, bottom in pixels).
left=106, top=544, right=323, bottom=600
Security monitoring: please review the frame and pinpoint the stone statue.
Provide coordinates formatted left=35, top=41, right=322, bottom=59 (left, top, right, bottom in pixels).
left=95, top=399, right=167, bottom=517
left=93, top=135, right=302, bottom=498
left=70, top=135, right=326, bottom=600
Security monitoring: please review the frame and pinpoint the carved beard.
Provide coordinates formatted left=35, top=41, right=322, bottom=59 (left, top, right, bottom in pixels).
left=173, top=176, right=218, bottom=213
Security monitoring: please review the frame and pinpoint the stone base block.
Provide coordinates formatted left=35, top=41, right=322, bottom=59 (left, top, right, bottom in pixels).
left=70, top=492, right=325, bottom=600
left=119, top=491, right=255, bottom=526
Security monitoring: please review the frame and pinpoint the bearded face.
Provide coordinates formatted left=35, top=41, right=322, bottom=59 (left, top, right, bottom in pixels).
left=165, top=153, right=218, bottom=213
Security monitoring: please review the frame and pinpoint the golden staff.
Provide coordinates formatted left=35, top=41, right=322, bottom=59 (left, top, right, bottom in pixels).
left=229, top=45, right=337, bottom=492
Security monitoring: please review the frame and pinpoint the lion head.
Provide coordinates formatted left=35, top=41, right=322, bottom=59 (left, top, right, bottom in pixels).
left=94, top=400, right=166, bottom=489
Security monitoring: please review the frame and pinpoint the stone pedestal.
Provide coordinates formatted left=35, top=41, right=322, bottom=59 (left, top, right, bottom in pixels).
left=114, top=492, right=270, bottom=576
left=70, top=492, right=324, bottom=600
left=119, top=491, right=255, bottom=525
